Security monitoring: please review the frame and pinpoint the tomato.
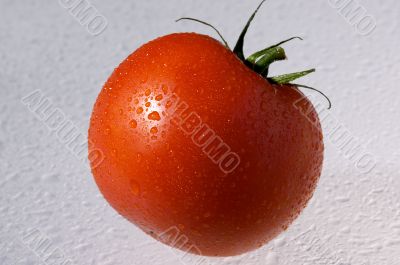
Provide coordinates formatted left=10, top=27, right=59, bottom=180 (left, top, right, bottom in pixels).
left=89, top=0, right=326, bottom=257
left=88, top=32, right=323, bottom=256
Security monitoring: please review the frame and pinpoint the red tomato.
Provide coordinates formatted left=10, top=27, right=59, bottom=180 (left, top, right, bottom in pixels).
left=88, top=33, right=323, bottom=256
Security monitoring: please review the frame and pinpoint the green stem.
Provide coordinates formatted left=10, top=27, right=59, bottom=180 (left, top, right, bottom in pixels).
left=246, top=36, right=302, bottom=64
left=291, top=83, right=332, bottom=109
left=248, top=46, right=286, bottom=75
left=176, top=17, right=230, bottom=49
left=269, top=69, right=315, bottom=84
left=233, top=0, right=267, bottom=60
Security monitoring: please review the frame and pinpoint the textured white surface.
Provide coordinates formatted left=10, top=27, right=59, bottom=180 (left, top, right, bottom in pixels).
left=0, top=0, right=399, bottom=264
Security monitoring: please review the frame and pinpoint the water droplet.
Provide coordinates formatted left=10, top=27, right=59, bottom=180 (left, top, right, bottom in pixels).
left=145, top=89, right=151, bottom=96
left=162, top=85, right=168, bottom=94
left=155, top=94, right=163, bottom=101
left=148, top=111, right=161, bottom=121
left=136, top=153, right=142, bottom=162
left=145, top=102, right=151, bottom=107
left=130, top=180, right=141, bottom=196
left=129, top=120, right=137, bottom=128
left=140, top=76, right=148, bottom=84
left=112, top=149, right=118, bottom=157
left=136, top=107, right=144, bottom=114
left=150, top=127, right=158, bottom=134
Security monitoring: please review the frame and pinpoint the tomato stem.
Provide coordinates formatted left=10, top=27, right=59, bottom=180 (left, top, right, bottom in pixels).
left=247, top=46, right=286, bottom=76
left=233, top=0, right=267, bottom=61
left=246, top=36, right=303, bottom=75
left=289, top=83, right=332, bottom=109
left=246, top=37, right=303, bottom=63
left=269, top=69, right=315, bottom=84
left=176, top=17, right=230, bottom=49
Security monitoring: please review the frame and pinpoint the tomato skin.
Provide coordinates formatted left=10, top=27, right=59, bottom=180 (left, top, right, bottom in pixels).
left=88, top=33, right=323, bottom=256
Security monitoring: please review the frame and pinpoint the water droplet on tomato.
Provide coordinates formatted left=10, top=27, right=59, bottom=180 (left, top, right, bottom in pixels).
left=129, top=120, right=137, bottom=128
left=150, top=127, right=158, bottom=134
left=136, top=153, right=142, bottom=162
left=145, top=102, right=151, bottom=107
left=162, top=85, right=168, bottom=94
left=130, top=180, right=141, bottom=196
left=136, top=107, right=144, bottom=114
left=148, top=111, right=161, bottom=121
left=145, top=89, right=151, bottom=96
left=155, top=94, right=163, bottom=101
left=140, top=76, right=148, bottom=84
left=112, top=149, right=118, bottom=157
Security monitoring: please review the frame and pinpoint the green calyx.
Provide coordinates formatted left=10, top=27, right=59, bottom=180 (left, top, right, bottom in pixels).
left=246, top=36, right=302, bottom=76
left=176, top=0, right=331, bottom=109
left=269, top=69, right=315, bottom=84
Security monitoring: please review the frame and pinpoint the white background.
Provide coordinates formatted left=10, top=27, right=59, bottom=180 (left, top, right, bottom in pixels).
left=0, top=0, right=399, bottom=264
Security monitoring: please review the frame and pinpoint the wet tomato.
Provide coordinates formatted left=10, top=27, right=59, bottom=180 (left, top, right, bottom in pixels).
left=88, top=1, right=325, bottom=257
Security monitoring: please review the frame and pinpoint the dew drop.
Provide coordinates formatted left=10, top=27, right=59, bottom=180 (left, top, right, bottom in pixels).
left=162, top=85, right=168, bottom=94
left=136, top=153, right=142, bottom=163
left=145, top=102, right=151, bottom=107
left=150, top=127, right=158, bottom=134
left=148, top=111, right=161, bottom=121
left=140, top=76, right=148, bottom=84
left=136, top=107, right=144, bottom=114
left=129, top=120, right=137, bottom=128
left=112, top=148, right=117, bottom=155
left=145, top=89, right=151, bottom=96
left=155, top=94, right=163, bottom=101
left=130, top=180, right=141, bottom=196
